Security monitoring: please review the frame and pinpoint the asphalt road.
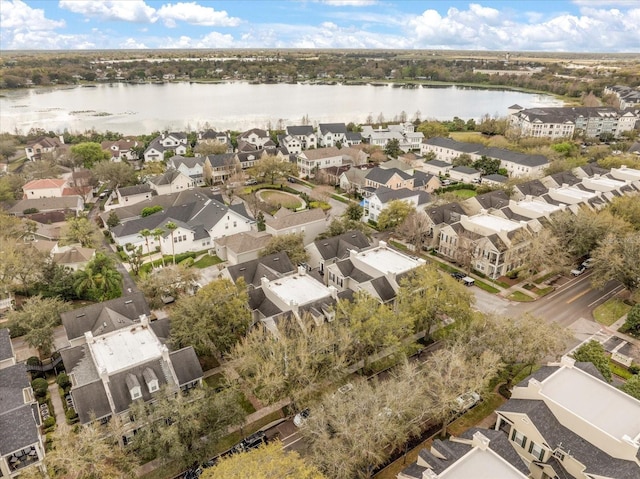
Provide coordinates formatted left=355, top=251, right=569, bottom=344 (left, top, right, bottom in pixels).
left=286, top=181, right=348, bottom=220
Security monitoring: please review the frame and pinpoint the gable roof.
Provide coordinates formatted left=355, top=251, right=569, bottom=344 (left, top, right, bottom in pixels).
left=169, top=347, right=204, bottom=386
left=365, top=167, right=413, bottom=184
left=0, top=363, right=40, bottom=455
left=61, top=292, right=150, bottom=342
left=286, top=125, right=315, bottom=136
left=310, top=230, right=370, bottom=261
left=299, top=147, right=343, bottom=161
left=319, top=123, right=347, bottom=135
left=117, top=184, right=153, bottom=197
left=23, top=178, right=66, bottom=190
left=148, top=170, right=186, bottom=186
left=266, top=207, right=326, bottom=231
left=239, top=128, right=269, bottom=139
left=372, top=186, right=431, bottom=205
left=226, top=252, right=296, bottom=287
left=169, top=156, right=203, bottom=169
left=426, top=202, right=466, bottom=225
left=215, top=231, right=273, bottom=254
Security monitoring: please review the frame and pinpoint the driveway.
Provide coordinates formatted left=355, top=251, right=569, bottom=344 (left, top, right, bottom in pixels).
left=286, top=182, right=348, bottom=220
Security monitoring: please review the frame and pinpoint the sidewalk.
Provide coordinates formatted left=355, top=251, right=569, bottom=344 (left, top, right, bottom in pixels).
left=48, top=380, right=68, bottom=434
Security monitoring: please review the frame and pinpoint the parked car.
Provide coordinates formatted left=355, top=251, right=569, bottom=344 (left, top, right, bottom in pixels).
left=571, top=264, right=586, bottom=276
left=287, top=176, right=297, bottom=183
left=450, top=272, right=465, bottom=281
left=581, top=258, right=594, bottom=269
left=293, top=408, right=310, bottom=427
left=244, top=178, right=258, bottom=185
left=230, top=431, right=267, bottom=454
left=455, top=391, right=481, bottom=412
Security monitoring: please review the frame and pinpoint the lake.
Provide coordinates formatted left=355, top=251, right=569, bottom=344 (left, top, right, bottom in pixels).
left=0, top=82, right=563, bottom=135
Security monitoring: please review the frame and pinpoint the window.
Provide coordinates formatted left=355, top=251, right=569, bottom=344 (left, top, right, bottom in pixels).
left=511, top=429, right=527, bottom=448
left=529, top=441, right=545, bottom=461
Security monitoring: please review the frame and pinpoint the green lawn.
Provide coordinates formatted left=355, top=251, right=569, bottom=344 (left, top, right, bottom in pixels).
left=193, top=254, right=222, bottom=269
left=452, top=189, right=477, bottom=199
left=508, top=291, right=535, bottom=302
left=593, top=298, right=631, bottom=326
left=259, top=190, right=301, bottom=209
left=474, top=280, right=500, bottom=294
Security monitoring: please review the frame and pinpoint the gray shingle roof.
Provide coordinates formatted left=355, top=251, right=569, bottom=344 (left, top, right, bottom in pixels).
left=227, top=252, right=296, bottom=287
left=0, top=363, right=40, bottom=455
left=311, top=230, right=370, bottom=261
left=117, top=184, right=153, bottom=197
left=148, top=170, right=183, bottom=186
left=286, top=125, right=315, bottom=136
left=373, top=187, right=431, bottom=205
left=370, top=276, right=396, bottom=302
left=61, top=292, right=150, bottom=342
left=169, top=347, right=203, bottom=386
left=71, top=380, right=113, bottom=424
left=108, top=360, right=169, bottom=414
left=451, top=165, right=480, bottom=175
left=365, top=167, right=413, bottom=184
left=319, top=123, right=347, bottom=135
left=424, top=159, right=451, bottom=168
left=0, top=328, right=13, bottom=362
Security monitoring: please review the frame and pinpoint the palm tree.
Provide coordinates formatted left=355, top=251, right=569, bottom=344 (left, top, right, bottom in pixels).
left=151, top=228, right=166, bottom=267
left=73, top=264, right=98, bottom=299
left=139, top=229, right=153, bottom=269
left=165, top=222, right=178, bottom=265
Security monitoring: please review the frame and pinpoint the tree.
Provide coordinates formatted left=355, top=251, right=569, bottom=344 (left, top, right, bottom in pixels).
left=345, top=202, right=363, bottom=221
left=131, top=387, right=244, bottom=469
left=202, top=442, right=325, bottom=479
left=33, top=262, right=77, bottom=300
left=383, top=138, right=401, bottom=158
left=256, top=212, right=266, bottom=232
left=416, top=121, right=449, bottom=139
left=396, top=264, right=474, bottom=341
left=572, top=340, right=612, bottom=382
left=590, top=232, right=640, bottom=294
left=259, top=233, right=308, bottom=265
left=170, top=278, right=251, bottom=357
left=620, top=374, right=640, bottom=401
left=452, top=153, right=473, bottom=167
left=608, top=195, right=640, bottom=230
left=139, top=228, right=153, bottom=264
left=39, top=420, right=135, bottom=479
left=139, top=264, right=200, bottom=309
left=231, top=315, right=353, bottom=405
left=70, top=142, right=109, bottom=168
left=454, top=313, right=570, bottom=386
left=0, top=174, right=26, bottom=201
left=106, top=211, right=120, bottom=228
left=472, top=156, right=501, bottom=175
left=74, top=253, right=122, bottom=301
left=516, top=228, right=570, bottom=279
left=0, top=136, right=18, bottom=162
left=476, top=114, right=507, bottom=136
left=164, top=221, right=178, bottom=264
left=65, top=215, right=98, bottom=248
left=335, top=291, right=412, bottom=368
left=93, top=161, right=136, bottom=188
left=397, top=210, right=430, bottom=251
left=151, top=228, right=166, bottom=267
left=377, top=200, right=413, bottom=230
left=249, top=155, right=298, bottom=184
left=625, top=304, right=640, bottom=334
left=6, top=296, right=68, bottom=357
left=125, top=243, right=144, bottom=276
left=422, top=343, right=501, bottom=436
left=194, top=141, right=229, bottom=156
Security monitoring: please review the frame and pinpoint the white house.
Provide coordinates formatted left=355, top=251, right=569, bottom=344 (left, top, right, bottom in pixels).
left=148, top=170, right=195, bottom=196
left=297, top=147, right=345, bottom=178
left=238, top=128, right=271, bottom=149
left=365, top=187, right=431, bottom=223
left=167, top=156, right=205, bottom=186
left=278, top=134, right=302, bottom=155
left=317, top=123, right=348, bottom=148
left=143, top=132, right=188, bottom=162
left=286, top=125, right=317, bottom=150
left=449, top=166, right=482, bottom=183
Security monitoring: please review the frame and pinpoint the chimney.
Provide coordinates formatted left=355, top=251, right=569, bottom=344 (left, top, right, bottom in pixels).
left=328, top=285, right=338, bottom=299
left=261, top=276, right=270, bottom=288
left=84, top=331, right=94, bottom=343
left=379, top=240, right=387, bottom=249
left=472, top=431, right=491, bottom=450
left=140, top=314, right=149, bottom=327
left=297, top=265, right=306, bottom=276
left=561, top=355, right=576, bottom=368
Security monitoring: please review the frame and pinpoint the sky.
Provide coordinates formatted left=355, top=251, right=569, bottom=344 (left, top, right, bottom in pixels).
left=1, top=0, right=639, bottom=52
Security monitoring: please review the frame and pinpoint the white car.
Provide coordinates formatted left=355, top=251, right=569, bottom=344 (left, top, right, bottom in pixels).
left=455, top=392, right=481, bottom=412
left=293, top=408, right=310, bottom=427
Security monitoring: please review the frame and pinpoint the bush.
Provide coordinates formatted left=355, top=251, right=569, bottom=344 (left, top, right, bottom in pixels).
left=629, top=364, right=640, bottom=375
left=23, top=208, right=39, bottom=215
left=141, top=205, right=163, bottom=217
left=8, top=321, right=28, bottom=338
left=43, top=416, right=56, bottom=429
left=179, top=257, right=194, bottom=268
left=26, top=356, right=42, bottom=367
left=66, top=408, right=78, bottom=421
left=56, top=373, right=71, bottom=390
left=31, top=378, right=49, bottom=398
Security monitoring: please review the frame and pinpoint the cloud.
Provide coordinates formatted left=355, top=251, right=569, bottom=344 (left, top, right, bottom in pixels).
left=1, top=0, right=65, bottom=30
left=58, top=0, right=157, bottom=23
left=161, top=32, right=236, bottom=49
left=319, top=0, right=378, bottom=5
left=120, top=38, right=149, bottom=49
left=156, top=2, right=241, bottom=27
left=408, top=3, right=640, bottom=51
left=572, top=0, right=638, bottom=5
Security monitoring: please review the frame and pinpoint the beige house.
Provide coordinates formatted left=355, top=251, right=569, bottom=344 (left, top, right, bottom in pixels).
left=24, top=136, right=65, bottom=161
left=214, top=230, right=273, bottom=265
left=148, top=170, right=195, bottom=196
left=22, top=179, right=66, bottom=198
left=265, top=207, right=327, bottom=245
left=496, top=356, right=640, bottom=479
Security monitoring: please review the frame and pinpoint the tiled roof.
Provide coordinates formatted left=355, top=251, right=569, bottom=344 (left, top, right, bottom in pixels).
left=23, top=178, right=66, bottom=190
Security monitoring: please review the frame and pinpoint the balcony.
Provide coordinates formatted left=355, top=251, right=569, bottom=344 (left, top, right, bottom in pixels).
left=7, top=446, right=40, bottom=472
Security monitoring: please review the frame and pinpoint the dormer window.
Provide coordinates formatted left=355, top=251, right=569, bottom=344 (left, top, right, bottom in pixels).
left=126, top=374, right=142, bottom=400
left=143, top=367, right=159, bottom=393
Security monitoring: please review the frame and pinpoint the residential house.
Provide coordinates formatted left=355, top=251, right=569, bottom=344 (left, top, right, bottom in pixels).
left=361, top=123, right=423, bottom=152
left=59, top=299, right=202, bottom=443
left=147, top=170, right=195, bottom=196
left=421, top=137, right=550, bottom=178
left=412, top=170, right=441, bottom=193
left=364, top=187, right=431, bottom=223
left=265, top=207, right=327, bottom=245
left=277, top=134, right=302, bottom=155
left=237, top=128, right=272, bottom=150
left=0, top=361, right=45, bottom=477
left=346, top=131, right=363, bottom=146
left=197, top=129, right=232, bottom=153
left=511, top=179, right=549, bottom=201
left=604, top=85, right=640, bottom=109
left=109, top=184, right=154, bottom=210
left=214, top=230, right=273, bottom=265
left=168, top=156, right=205, bottom=186
left=326, top=241, right=426, bottom=303
left=6, top=196, right=84, bottom=217
left=317, top=123, right=348, bottom=148
left=22, top=179, right=66, bottom=199
left=320, top=165, right=351, bottom=186
left=424, top=202, right=467, bottom=248
left=296, top=146, right=367, bottom=178
left=305, top=230, right=371, bottom=275
left=51, top=244, right=96, bottom=271
left=223, top=252, right=297, bottom=288
left=610, top=165, right=640, bottom=182
left=101, top=139, right=140, bottom=162
left=460, top=191, right=510, bottom=216
left=422, top=159, right=453, bottom=177
left=203, top=153, right=240, bottom=184
left=143, top=132, right=188, bottom=162
left=495, top=356, right=640, bottom=479
left=24, top=136, right=65, bottom=161
left=338, top=164, right=377, bottom=196
left=509, top=105, right=638, bottom=139
left=449, top=166, right=481, bottom=183
left=237, top=147, right=290, bottom=172
left=399, top=429, right=529, bottom=479
left=540, top=170, right=582, bottom=189
left=285, top=125, right=317, bottom=150
left=0, top=329, right=16, bottom=369
left=109, top=196, right=253, bottom=255
left=481, top=173, right=509, bottom=187
left=364, top=167, right=414, bottom=193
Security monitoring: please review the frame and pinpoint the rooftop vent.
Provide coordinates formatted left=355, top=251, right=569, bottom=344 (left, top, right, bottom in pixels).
left=124, top=300, right=133, bottom=304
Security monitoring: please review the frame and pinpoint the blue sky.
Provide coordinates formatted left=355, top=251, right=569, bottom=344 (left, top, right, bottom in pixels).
left=1, top=0, right=639, bottom=51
